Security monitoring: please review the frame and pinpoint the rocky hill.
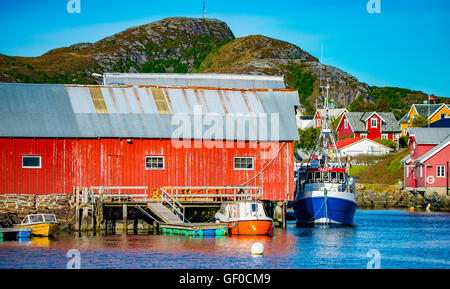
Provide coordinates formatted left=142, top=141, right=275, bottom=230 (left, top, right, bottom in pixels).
left=0, top=17, right=447, bottom=111
left=197, top=35, right=371, bottom=107
left=0, top=17, right=234, bottom=84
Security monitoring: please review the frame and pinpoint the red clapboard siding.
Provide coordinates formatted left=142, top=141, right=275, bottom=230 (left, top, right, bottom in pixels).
left=0, top=138, right=294, bottom=201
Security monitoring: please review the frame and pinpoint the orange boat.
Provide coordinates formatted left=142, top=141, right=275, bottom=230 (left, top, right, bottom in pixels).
left=214, top=201, right=274, bottom=236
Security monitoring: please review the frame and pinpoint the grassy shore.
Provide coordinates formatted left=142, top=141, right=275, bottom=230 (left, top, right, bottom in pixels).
left=350, top=148, right=410, bottom=185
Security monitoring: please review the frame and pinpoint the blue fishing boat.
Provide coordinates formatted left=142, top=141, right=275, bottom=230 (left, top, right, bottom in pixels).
left=293, top=80, right=357, bottom=225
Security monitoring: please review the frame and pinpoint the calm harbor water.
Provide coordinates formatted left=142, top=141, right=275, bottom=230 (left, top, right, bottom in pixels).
left=0, top=209, right=449, bottom=269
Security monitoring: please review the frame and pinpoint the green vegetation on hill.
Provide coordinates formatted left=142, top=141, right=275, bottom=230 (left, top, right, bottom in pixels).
left=0, top=17, right=235, bottom=84
left=295, top=127, right=320, bottom=152
left=285, top=65, right=316, bottom=115
left=352, top=149, right=410, bottom=185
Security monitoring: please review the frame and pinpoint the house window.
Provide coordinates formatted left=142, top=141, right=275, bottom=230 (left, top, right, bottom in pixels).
left=344, top=119, right=348, bottom=129
left=420, top=166, right=423, bottom=178
left=22, top=156, right=41, bottom=168
left=317, top=119, right=322, bottom=127
left=145, top=156, right=164, bottom=170
left=234, top=157, right=254, bottom=170
left=371, top=118, right=377, bottom=128
left=441, top=113, right=447, bottom=119
left=381, top=134, right=388, bottom=139
left=360, top=134, right=367, bottom=138
left=437, top=165, right=446, bottom=178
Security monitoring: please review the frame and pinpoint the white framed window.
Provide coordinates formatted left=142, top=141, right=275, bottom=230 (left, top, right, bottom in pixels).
left=234, top=157, right=254, bottom=170
left=22, top=156, right=41, bottom=168
left=344, top=119, right=348, bottom=129
left=317, top=119, right=322, bottom=127
left=437, top=165, right=446, bottom=178
left=360, top=133, right=367, bottom=138
left=145, top=156, right=165, bottom=170
left=441, top=113, right=447, bottom=120
left=371, top=118, right=377, bottom=128
left=381, top=134, right=388, bottom=139
left=420, top=166, right=423, bottom=178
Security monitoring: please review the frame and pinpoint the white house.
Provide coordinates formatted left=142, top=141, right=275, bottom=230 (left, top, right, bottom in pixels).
left=295, top=108, right=314, bottom=129
left=332, top=137, right=393, bottom=157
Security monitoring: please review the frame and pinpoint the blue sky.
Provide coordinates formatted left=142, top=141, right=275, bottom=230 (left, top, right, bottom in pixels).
left=1, top=0, right=449, bottom=97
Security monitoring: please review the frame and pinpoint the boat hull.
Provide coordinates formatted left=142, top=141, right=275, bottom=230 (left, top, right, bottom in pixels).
left=227, top=220, right=274, bottom=236
left=13, top=223, right=58, bottom=237
left=294, top=192, right=356, bottom=225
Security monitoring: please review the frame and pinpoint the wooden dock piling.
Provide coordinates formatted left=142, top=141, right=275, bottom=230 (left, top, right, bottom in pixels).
left=74, top=187, right=80, bottom=231
left=122, top=203, right=128, bottom=234
left=81, top=188, right=89, bottom=231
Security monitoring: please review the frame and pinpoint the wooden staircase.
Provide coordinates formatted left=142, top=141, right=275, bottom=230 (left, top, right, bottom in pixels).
left=146, top=203, right=184, bottom=224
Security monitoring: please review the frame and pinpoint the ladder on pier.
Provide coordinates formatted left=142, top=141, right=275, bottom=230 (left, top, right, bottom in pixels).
left=147, top=203, right=184, bottom=224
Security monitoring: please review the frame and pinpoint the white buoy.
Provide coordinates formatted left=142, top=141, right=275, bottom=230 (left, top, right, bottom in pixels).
left=251, top=242, right=264, bottom=255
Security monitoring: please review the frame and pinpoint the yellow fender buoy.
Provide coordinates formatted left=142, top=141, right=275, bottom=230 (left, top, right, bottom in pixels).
left=409, top=206, right=415, bottom=212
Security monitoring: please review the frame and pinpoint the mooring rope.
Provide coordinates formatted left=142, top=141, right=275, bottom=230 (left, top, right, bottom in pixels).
left=239, top=142, right=286, bottom=187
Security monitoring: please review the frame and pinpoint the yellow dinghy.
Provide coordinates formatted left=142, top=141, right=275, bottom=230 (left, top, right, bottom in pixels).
left=13, top=214, right=59, bottom=237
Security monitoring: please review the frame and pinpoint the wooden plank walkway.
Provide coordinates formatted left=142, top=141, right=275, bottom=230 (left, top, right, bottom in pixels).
left=146, top=203, right=184, bottom=224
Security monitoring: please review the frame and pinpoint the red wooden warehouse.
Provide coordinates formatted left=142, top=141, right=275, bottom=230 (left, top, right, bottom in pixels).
left=0, top=78, right=299, bottom=202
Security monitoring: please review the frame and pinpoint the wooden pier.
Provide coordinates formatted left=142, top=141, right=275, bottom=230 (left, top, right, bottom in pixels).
left=72, top=185, right=267, bottom=235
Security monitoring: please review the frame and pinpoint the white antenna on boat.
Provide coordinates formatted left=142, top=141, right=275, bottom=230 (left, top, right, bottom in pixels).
left=203, top=0, right=206, bottom=19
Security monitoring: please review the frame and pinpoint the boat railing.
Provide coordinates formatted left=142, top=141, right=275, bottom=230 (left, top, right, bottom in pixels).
left=305, top=182, right=347, bottom=192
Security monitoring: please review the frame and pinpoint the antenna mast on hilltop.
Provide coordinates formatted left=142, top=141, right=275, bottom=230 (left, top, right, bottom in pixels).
left=203, top=0, right=206, bottom=19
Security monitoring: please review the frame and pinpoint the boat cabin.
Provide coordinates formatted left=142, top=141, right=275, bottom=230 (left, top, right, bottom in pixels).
left=216, top=201, right=268, bottom=222
left=21, top=214, right=57, bottom=224
left=305, top=168, right=347, bottom=184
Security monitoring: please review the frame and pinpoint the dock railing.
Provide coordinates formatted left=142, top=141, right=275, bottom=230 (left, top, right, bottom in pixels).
left=161, top=186, right=261, bottom=202
left=89, top=186, right=148, bottom=201
left=160, top=188, right=189, bottom=223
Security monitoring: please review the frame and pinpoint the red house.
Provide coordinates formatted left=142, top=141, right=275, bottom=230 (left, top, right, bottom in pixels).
left=0, top=81, right=299, bottom=202
left=313, top=108, right=347, bottom=128
left=401, top=127, right=450, bottom=196
left=336, top=112, right=401, bottom=142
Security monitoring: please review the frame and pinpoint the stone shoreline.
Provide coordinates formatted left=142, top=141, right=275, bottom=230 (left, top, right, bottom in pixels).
left=356, top=184, right=450, bottom=212
left=0, top=194, right=74, bottom=227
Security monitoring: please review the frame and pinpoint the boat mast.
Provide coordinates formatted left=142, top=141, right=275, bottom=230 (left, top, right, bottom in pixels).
left=308, top=78, right=344, bottom=168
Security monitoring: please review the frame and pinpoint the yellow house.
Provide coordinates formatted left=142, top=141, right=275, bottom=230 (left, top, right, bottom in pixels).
left=399, top=103, right=450, bottom=136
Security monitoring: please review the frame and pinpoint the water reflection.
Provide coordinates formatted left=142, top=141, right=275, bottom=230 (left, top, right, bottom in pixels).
left=0, top=210, right=449, bottom=269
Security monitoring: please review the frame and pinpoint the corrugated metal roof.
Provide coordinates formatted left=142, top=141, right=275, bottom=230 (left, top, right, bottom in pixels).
left=103, top=73, right=287, bottom=89
left=415, top=135, right=450, bottom=163
left=407, top=127, right=450, bottom=144
left=0, top=83, right=299, bottom=141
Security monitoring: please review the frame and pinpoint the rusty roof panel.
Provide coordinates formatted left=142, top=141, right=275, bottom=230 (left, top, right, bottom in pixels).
left=0, top=82, right=299, bottom=141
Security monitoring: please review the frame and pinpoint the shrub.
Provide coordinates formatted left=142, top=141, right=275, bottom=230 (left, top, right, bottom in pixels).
left=374, top=137, right=397, bottom=149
